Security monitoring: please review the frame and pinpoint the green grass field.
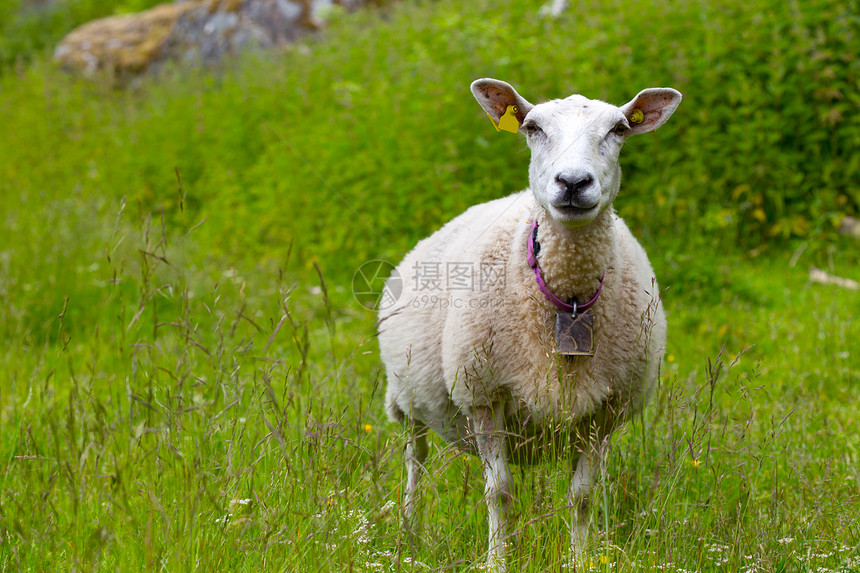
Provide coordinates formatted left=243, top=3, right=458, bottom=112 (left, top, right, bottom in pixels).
left=0, top=0, right=858, bottom=570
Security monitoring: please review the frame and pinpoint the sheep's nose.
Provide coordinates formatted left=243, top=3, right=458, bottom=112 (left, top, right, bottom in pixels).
left=556, top=171, right=595, bottom=198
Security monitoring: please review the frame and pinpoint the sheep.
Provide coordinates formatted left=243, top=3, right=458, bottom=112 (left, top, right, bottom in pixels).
left=378, top=78, right=682, bottom=568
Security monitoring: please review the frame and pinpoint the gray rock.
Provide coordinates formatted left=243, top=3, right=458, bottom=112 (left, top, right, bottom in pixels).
left=54, top=0, right=370, bottom=75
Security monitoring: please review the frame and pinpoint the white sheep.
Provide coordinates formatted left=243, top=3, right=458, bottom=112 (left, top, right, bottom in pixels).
left=378, top=78, right=681, bottom=568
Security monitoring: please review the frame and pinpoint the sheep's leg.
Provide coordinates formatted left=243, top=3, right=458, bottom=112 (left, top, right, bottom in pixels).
left=403, top=424, right=428, bottom=524
left=569, top=441, right=601, bottom=554
left=474, top=403, right=512, bottom=571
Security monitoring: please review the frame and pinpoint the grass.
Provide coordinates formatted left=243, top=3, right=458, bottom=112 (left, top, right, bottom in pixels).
left=0, top=205, right=857, bottom=572
left=0, top=0, right=859, bottom=570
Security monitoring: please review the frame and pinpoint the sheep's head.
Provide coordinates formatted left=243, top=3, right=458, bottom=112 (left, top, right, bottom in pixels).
left=471, top=79, right=682, bottom=228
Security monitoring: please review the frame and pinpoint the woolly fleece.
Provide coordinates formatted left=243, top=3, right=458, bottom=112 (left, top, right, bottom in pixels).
left=378, top=190, right=666, bottom=461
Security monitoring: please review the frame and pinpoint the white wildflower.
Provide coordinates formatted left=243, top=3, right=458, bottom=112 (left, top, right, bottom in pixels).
left=350, top=510, right=372, bottom=544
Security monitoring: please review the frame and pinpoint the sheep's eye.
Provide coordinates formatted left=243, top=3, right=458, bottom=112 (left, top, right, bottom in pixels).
left=524, top=121, right=540, bottom=135
left=611, top=122, right=628, bottom=137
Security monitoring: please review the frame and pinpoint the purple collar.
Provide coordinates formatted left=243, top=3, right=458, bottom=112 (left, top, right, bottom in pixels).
left=526, top=219, right=604, bottom=314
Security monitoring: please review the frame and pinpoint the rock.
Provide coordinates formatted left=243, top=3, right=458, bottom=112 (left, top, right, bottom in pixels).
left=54, top=1, right=208, bottom=74
left=53, top=0, right=364, bottom=75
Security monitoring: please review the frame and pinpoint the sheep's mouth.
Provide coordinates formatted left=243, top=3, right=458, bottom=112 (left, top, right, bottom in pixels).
left=550, top=203, right=598, bottom=220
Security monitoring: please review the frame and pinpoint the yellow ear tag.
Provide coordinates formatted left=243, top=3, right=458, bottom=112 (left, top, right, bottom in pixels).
left=487, top=105, right=520, bottom=133
left=498, top=105, right=520, bottom=133
left=630, top=108, right=645, bottom=124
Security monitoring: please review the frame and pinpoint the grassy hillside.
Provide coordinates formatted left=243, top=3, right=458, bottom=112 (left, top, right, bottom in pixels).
left=0, top=0, right=858, bottom=570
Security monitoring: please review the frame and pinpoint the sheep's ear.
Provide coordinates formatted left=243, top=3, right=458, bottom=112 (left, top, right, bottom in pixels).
left=619, top=88, right=682, bottom=135
left=471, top=78, right=534, bottom=132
